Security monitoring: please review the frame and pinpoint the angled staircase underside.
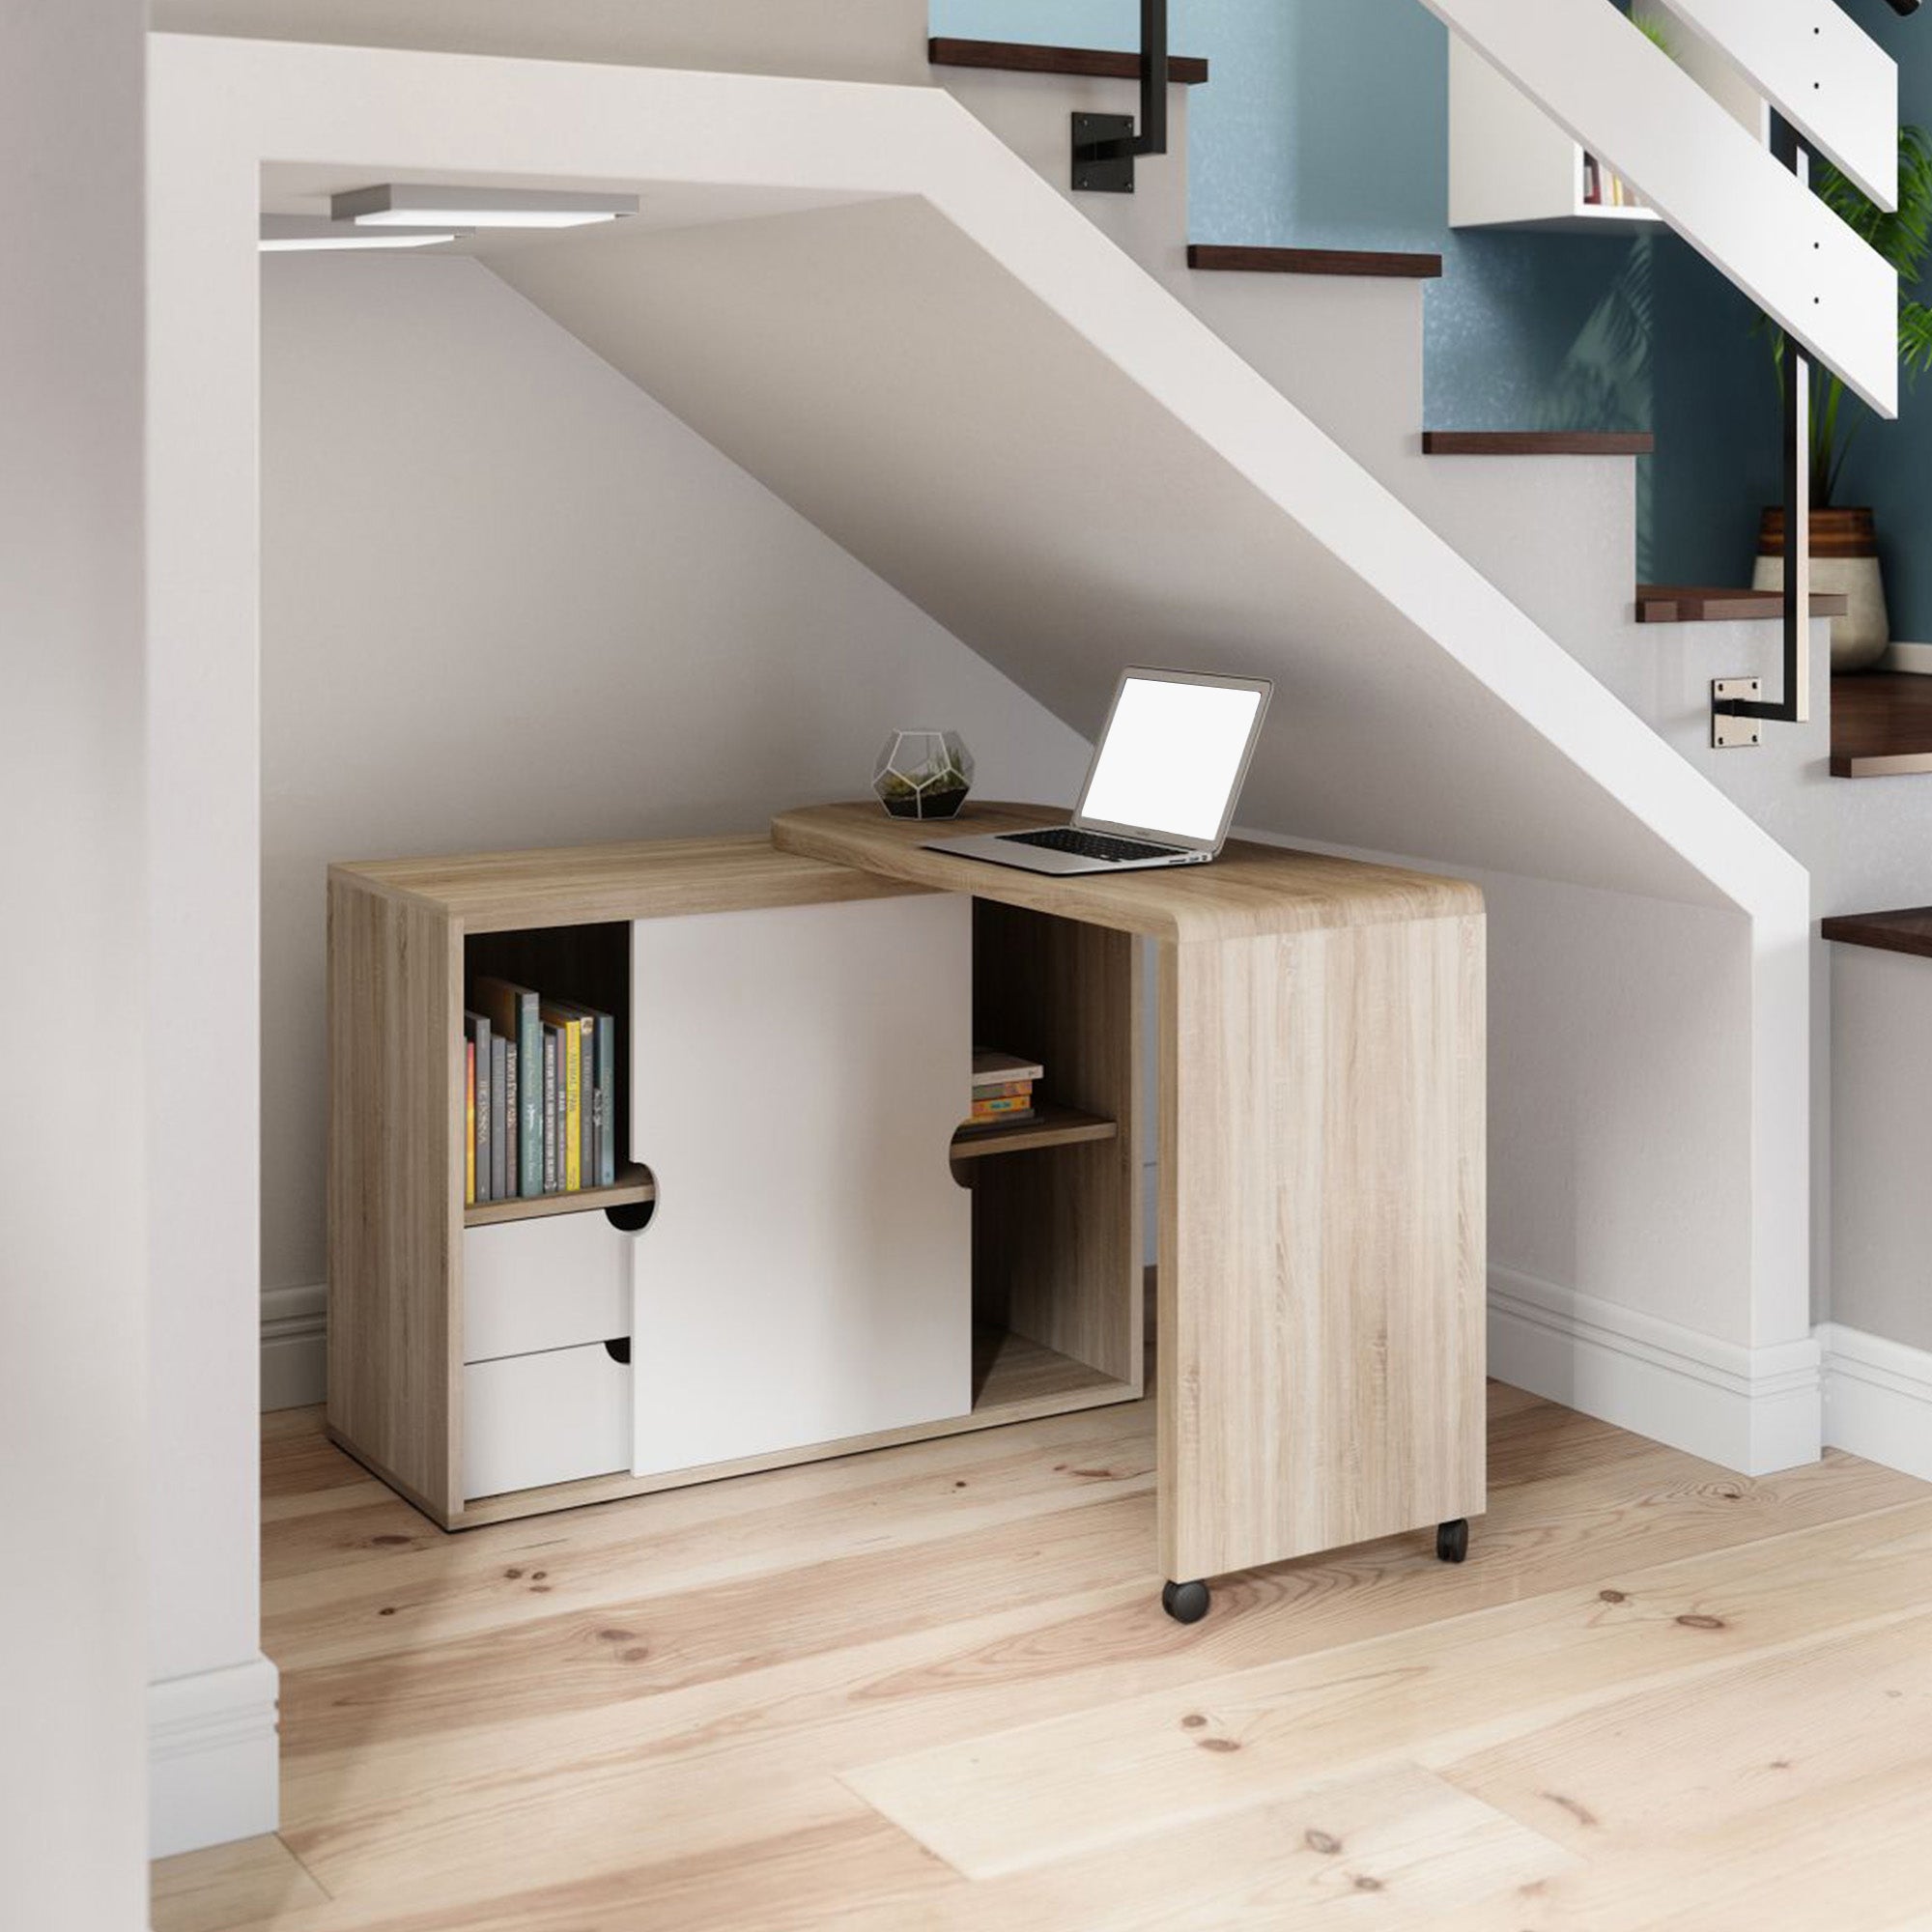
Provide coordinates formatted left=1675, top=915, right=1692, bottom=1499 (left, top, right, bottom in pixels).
left=385, top=51, right=1797, bottom=923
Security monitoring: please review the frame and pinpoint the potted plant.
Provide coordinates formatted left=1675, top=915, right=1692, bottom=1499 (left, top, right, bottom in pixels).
left=1753, top=125, right=1932, bottom=670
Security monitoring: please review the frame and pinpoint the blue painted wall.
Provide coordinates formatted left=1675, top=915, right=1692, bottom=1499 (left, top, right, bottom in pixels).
left=932, top=0, right=1818, bottom=593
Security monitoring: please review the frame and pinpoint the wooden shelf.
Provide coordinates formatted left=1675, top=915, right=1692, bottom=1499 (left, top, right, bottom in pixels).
left=928, top=37, right=1208, bottom=85
left=1832, top=673, right=1932, bottom=778
left=1821, top=906, right=1932, bottom=958
left=465, top=1163, right=655, bottom=1229
left=1186, top=243, right=1441, bottom=281
left=951, top=1102, right=1119, bottom=1161
left=1422, top=431, right=1655, bottom=458
left=1636, top=584, right=1848, bottom=624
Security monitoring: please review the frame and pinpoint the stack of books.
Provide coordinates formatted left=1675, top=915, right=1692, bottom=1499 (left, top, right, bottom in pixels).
left=1582, top=155, right=1643, bottom=209
left=964, top=1048, right=1042, bottom=1130
left=465, top=977, right=618, bottom=1205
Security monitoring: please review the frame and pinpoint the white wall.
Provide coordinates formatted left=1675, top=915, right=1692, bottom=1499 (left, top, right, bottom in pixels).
left=260, top=253, right=1090, bottom=1319
left=0, top=0, right=150, bottom=1921
left=154, top=0, right=933, bottom=84
left=1832, top=944, right=1932, bottom=1355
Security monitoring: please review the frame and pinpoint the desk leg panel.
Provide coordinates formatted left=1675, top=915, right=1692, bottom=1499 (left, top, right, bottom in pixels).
left=1158, top=915, right=1486, bottom=1582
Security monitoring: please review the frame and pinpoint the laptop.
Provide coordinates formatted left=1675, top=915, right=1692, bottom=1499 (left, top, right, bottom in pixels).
left=924, top=668, right=1273, bottom=875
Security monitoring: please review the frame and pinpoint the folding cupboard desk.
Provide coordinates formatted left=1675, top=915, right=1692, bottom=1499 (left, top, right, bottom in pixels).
left=327, top=802, right=1485, bottom=1619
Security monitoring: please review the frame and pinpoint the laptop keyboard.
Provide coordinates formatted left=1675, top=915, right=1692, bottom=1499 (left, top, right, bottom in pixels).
left=1000, top=827, right=1182, bottom=864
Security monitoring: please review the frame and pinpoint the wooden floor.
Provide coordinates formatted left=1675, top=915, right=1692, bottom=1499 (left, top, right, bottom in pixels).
left=156, top=1380, right=1932, bottom=1932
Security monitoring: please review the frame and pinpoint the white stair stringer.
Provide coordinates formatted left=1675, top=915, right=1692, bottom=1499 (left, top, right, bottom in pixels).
left=154, top=35, right=1815, bottom=1462
left=1421, top=0, right=1896, bottom=413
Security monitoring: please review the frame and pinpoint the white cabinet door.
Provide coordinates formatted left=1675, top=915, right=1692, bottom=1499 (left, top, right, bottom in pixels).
left=629, top=893, right=972, bottom=1474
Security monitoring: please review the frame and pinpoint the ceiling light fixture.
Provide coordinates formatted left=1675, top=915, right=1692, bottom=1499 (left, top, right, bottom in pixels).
left=331, top=185, right=640, bottom=229
left=259, top=215, right=461, bottom=253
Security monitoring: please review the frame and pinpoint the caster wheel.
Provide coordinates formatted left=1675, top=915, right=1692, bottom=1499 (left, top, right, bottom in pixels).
left=1436, top=1519, right=1469, bottom=1565
left=1162, top=1578, right=1210, bottom=1624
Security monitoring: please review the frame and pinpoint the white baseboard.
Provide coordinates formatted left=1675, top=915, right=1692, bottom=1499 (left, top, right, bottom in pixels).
left=262, top=1282, right=326, bottom=1411
left=1488, top=1267, right=1822, bottom=1476
left=150, top=1654, right=280, bottom=1859
left=1819, top=1322, right=1932, bottom=1482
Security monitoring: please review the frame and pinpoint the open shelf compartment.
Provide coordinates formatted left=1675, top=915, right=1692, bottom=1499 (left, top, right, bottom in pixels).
left=460, top=921, right=635, bottom=1226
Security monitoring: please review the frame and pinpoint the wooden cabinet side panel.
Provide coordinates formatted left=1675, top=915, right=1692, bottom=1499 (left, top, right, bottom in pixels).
left=971, top=904, right=1143, bottom=1387
left=327, top=876, right=460, bottom=1512
left=1159, top=915, right=1486, bottom=1580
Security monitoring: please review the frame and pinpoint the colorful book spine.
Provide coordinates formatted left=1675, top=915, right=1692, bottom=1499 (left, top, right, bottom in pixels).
left=592, top=1010, right=614, bottom=1187
left=540, top=1005, right=582, bottom=1190
left=465, top=1011, right=492, bottom=1202
left=579, top=1015, right=594, bottom=1189
left=472, top=977, right=544, bottom=1198
left=973, top=1079, right=1033, bottom=1100
left=566, top=1022, right=581, bottom=1190
left=542, top=1027, right=559, bottom=1193
left=465, top=1040, right=476, bottom=1206
left=490, top=1035, right=509, bottom=1203
left=970, top=1094, right=1034, bottom=1120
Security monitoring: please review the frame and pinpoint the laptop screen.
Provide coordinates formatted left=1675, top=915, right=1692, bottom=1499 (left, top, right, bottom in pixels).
left=1079, top=674, right=1267, bottom=842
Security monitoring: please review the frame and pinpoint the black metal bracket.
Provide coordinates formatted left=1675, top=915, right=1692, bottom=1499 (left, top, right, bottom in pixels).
left=1072, top=113, right=1140, bottom=193
left=1070, top=0, right=1168, bottom=193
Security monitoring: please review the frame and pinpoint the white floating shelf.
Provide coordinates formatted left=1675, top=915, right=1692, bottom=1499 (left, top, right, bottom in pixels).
left=1448, top=11, right=1767, bottom=237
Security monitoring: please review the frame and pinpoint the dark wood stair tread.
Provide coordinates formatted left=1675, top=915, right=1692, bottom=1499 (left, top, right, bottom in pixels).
left=1832, top=671, right=1932, bottom=777
left=1822, top=905, right=1932, bottom=956
left=928, top=38, right=1209, bottom=84
left=1635, top=584, right=1849, bottom=624
left=1421, top=431, right=1656, bottom=456
left=1187, top=243, right=1442, bottom=280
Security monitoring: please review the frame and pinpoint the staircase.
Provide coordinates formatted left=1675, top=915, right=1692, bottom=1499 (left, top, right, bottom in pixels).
left=155, top=15, right=1904, bottom=1471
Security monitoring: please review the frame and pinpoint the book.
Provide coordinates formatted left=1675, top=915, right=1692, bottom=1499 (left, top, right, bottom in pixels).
left=972, top=1078, right=1034, bottom=1100
left=591, top=1009, right=616, bottom=1187
left=465, top=1039, right=476, bottom=1206
left=961, top=1105, right=1036, bottom=1130
left=472, top=977, right=543, bottom=1198
left=500, top=1025, right=519, bottom=1201
left=490, top=1035, right=508, bottom=1203
left=543, top=1002, right=601, bottom=1190
left=973, top=1048, right=1045, bottom=1088
left=540, top=1003, right=582, bottom=1190
left=542, top=1026, right=559, bottom=1194
left=970, top=1094, right=1035, bottom=1120
left=465, top=1012, right=492, bottom=1202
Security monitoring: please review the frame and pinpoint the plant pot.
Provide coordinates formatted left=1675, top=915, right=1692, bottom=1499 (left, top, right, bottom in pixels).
left=1751, top=506, right=1889, bottom=672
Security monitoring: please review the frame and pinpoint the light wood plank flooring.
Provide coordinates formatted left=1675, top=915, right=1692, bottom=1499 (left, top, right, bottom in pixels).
left=156, top=1383, right=1932, bottom=1930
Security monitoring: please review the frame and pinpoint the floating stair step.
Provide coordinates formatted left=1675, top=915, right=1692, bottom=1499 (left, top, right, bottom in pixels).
left=1186, top=243, right=1442, bottom=280
left=1635, top=584, right=1849, bottom=624
left=1831, top=672, right=1932, bottom=777
left=1821, top=905, right=1932, bottom=955
left=928, top=38, right=1209, bottom=84
left=1421, top=431, right=1655, bottom=456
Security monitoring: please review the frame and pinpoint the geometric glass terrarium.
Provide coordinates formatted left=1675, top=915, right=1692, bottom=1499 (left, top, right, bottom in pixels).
left=871, top=727, right=975, bottom=819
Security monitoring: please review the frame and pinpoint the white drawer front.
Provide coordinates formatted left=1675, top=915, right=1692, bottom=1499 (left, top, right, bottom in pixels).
left=462, top=1342, right=630, bottom=1501
left=463, top=1211, right=636, bottom=1365
left=629, top=894, right=973, bottom=1474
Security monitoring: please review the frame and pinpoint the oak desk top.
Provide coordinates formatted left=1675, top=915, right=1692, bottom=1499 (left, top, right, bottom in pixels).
left=771, top=801, right=1480, bottom=943
left=329, top=805, right=1480, bottom=943
left=328, top=831, right=925, bottom=934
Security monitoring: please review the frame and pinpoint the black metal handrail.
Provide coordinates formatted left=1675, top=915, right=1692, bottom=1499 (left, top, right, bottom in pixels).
left=1069, top=0, right=1168, bottom=193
